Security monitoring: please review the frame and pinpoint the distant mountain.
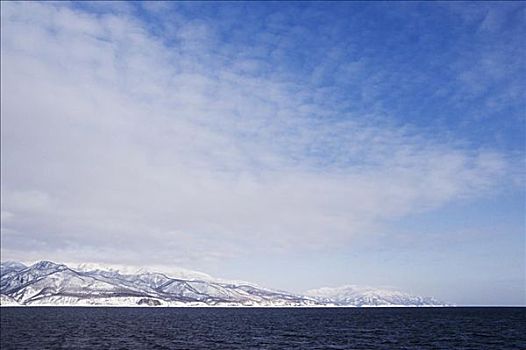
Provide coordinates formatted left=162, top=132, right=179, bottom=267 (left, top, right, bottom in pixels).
left=0, top=261, right=446, bottom=307
left=305, top=285, right=444, bottom=307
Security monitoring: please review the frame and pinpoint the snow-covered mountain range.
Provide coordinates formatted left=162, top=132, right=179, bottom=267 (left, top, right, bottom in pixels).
left=0, top=261, right=446, bottom=307
left=305, top=285, right=443, bottom=307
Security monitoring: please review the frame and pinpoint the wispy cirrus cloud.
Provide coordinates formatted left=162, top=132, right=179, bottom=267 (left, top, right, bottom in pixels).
left=0, top=2, right=519, bottom=273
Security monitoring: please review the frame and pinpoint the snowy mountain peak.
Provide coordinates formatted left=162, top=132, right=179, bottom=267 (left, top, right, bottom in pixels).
left=30, top=260, right=67, bottom=271
left=0, top=261, right=27, bottom=274
left=72, top=262, right=213, bottom=282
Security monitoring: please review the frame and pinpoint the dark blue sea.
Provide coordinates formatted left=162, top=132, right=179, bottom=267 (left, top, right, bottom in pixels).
left=1, top=307, right=525, bottom=349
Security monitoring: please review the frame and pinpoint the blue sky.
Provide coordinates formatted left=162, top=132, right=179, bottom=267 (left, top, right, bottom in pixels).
left=1, top=2, right=524, bottom=305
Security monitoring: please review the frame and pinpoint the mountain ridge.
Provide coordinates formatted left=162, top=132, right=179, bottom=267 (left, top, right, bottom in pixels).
left=0, top=260, right=447, bottom=307
left=306, top=284, right=444, bottom=307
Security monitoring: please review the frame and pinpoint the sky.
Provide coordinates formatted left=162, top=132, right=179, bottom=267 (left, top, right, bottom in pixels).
left=1, top=1, right=524, bottom=305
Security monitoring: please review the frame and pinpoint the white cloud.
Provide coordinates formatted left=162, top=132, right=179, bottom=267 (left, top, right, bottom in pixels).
left=1, top=211, right=14, bottom=222
left=0, top=2, right=512, bottom=269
